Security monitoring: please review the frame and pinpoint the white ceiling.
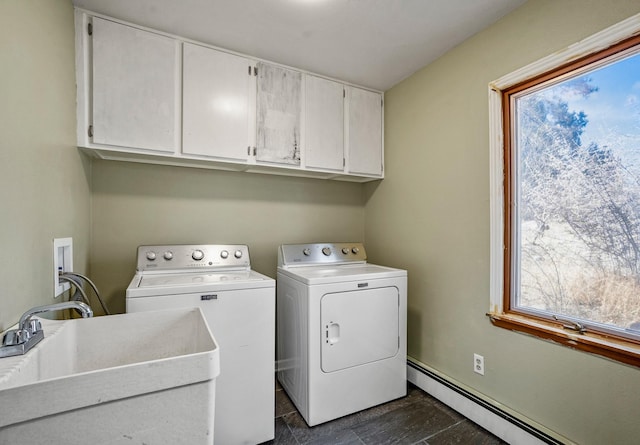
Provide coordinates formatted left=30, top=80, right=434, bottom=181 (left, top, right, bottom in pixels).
left=72, top=0, right=527, bottom=91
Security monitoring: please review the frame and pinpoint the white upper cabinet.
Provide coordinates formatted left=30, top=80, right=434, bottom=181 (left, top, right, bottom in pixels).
left=255, top=62, right=302, bottom=166
left=182, top=43, right=252, bottom=162
left=347, top=87, right=383, bottom=177
left=91, top=17, right=179, bottom=153
left=305, top=75, right=344, bottom=172
left=76, top=10, right=384, bottom=182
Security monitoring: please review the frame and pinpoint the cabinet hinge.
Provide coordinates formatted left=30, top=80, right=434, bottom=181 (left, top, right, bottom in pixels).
left=87, top=22, right=93, bottom=36
left=248, top=66, right=251, bottom=75
left=343, top=89, right=345, bottom=98
left=88, top=125, right=94, bottom=138
left=343, top=158, right=345, bottom=167
left=254, top=66, right=258, bottom=76
left=381, top=98, right=384, bottom=107
left=253, top=147, right=257, bottom=156
left=247, top=146, right=251, bottom=156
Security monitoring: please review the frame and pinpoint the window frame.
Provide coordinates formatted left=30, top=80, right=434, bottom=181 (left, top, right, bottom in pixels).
left=488, top=14, right=640, bottom=368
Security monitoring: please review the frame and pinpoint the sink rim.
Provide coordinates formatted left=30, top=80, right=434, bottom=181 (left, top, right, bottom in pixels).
left=0, top=307, right=219, bottom=428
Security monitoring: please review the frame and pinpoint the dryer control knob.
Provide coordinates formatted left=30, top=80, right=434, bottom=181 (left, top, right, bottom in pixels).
left=220, top=250, right=229, bottom=259
left=322, top=247, right=332, bottom=256
left=163, top=251, right=173, bottom=260
left=192, top=249, right=205, bottom=261
left=146, top=251, right=157, bottom=261
left=341, top=248, right=350, bottom=255
left=303, top=248, right=311, bottom=256
left=234, top=250, right=243, bottom=259
left=352, top=247, right=360, bottom=254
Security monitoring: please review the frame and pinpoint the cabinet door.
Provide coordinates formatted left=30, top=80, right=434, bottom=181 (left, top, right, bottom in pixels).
left=347, top=87, right=383, bottom=176
left=183, top=43, right=251, bottom=161
left=91, top=17, right=179, bottom=153
left=256, top=62, right=301, bottom=165
left=305, top=75, right=344, bottom=171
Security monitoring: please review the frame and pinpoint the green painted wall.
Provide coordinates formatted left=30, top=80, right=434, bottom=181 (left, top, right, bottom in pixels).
left=90, top=161, right=365, bottom=313
left=4, top=0, right=640, bottom=442
left=0, top=0, right=91, bottom=331
left=365, top=1, right=640, bottom=443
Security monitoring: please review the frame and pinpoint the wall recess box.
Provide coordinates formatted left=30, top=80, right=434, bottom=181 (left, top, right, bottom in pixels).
left=54, top=237, right=73, bottom=297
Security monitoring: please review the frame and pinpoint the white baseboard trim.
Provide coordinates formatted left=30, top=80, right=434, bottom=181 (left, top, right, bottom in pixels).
left=407, top=361, right=568, bottom=445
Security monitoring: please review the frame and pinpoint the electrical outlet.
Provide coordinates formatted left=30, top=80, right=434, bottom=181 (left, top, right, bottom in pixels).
left=53, top=237, right=73, bottom=298
left=474, top=353, right=485, bottom=375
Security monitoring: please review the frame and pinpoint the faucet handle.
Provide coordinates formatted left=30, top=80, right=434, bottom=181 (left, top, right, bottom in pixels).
left=2, top=329, right=30, bottom=346
left=2, top=331, right=15, bottom=346
left=27, top=319, right=42, bottom=335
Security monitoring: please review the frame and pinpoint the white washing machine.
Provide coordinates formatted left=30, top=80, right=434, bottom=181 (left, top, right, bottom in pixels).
left=276, top=242, right=407, bottom=426
left=126, top=244, right=275, bottom=445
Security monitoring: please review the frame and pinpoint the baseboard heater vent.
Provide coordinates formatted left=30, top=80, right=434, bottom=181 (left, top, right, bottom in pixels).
left=407, top=361, right=565, bottom=445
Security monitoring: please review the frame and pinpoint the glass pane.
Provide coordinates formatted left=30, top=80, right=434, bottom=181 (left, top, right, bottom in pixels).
left=514, top=49, right=640, bottom=335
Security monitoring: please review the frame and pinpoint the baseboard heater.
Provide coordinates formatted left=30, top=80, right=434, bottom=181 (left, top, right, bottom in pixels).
left=407, top=360, right=567, bottom=445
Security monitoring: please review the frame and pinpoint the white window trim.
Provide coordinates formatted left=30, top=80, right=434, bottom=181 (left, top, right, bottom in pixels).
left=488, top=13, right=640, bottom=314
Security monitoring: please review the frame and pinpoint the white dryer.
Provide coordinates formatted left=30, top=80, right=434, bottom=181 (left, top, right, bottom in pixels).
left=276, top=242, right=407, bottom=426
left=126, top=244, right=275, bottom=445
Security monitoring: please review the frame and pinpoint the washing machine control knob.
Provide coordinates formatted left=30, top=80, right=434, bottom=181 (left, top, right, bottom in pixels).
left=303, top=248, right=311, bottom=256
left=322, top=247, right=332, bottom=256
left=163, top=251, right=173, bottom=260
left=192, top=249, right=205, bottom=261
left=352, top=247, right=360, bottom=254
left=341, top=247, right=350, bottom=254
left=234, top=250, right=243, bottom=259
left=220, top=250, right=229, bottom=259
left=146, top=251, right=157, bottom=261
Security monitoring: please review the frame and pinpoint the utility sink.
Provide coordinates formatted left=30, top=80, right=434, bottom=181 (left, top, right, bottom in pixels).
left=0, top=308, right=220, bottom=445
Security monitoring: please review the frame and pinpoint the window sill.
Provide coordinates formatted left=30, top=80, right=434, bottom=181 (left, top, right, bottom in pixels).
left=488, top=312, right=640, bottom=368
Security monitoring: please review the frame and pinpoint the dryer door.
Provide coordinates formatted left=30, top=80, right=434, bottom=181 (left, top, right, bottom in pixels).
left=320, top=286, right=399, bottom=373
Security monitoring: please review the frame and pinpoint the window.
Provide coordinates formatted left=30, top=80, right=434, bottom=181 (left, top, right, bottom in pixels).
left=489, top=17, right=640, bottom=367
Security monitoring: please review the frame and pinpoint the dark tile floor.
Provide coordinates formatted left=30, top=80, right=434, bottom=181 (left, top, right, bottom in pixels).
left=266, top=382, right=507, bottom=445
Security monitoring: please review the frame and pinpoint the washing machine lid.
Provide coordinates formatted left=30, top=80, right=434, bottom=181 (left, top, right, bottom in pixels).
left=278, top=263, right=406, bottom=285
left=127, top=269, right=274, bottom=297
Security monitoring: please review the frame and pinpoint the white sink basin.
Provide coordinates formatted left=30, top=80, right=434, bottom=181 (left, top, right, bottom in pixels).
left=0, top=308, right=220, bottom=445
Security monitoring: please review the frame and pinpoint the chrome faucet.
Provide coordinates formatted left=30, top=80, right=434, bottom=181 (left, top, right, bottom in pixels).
left=0, top=301, right=93, bottom=358
left=18, top=301, right=93, bottom=330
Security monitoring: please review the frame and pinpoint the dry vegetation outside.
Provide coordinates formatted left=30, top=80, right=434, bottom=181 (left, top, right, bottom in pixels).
left=515, top=58, right=640, bottom=336
left=520, top=221, right=640, bottom=331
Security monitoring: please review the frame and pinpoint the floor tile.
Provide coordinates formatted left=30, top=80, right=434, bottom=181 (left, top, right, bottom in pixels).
left=425, top=419, right=507, bottom=445
left=282, top=382, right=426, bottom=442
left=282, top=409, right=364, bottom=444
left=354, top=384, right=432, bottom=422
left=305, top=429, right=364, bottom=445
left=276, top=388, right=298, bottom=418
left=271, top=382, right=503, bottom=445
left=427, top=397, right=466, bottom=423
left=351, top=400, right=459, bottom=445
left=264, top=417, right=298, bottom=445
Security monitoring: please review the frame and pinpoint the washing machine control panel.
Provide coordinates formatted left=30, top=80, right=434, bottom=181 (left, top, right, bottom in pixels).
left=136, top=244, right=251, bottom=271
left=279, top=242, right=367, bottom=266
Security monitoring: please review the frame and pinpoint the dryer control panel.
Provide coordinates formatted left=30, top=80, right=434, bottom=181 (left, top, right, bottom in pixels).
left=278, top=242, right=367, bottom=266
left=136, top=244, right=251, bottom=272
